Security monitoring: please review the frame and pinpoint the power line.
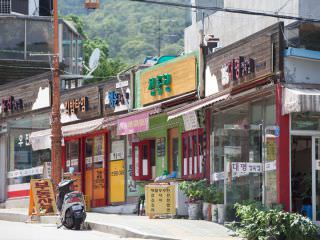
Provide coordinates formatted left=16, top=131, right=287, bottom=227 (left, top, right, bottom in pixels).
left=129, top=0, right=320, bottom=23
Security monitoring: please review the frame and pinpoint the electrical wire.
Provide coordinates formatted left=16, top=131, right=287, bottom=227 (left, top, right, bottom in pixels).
left=129, top=0, right=320, bottom=23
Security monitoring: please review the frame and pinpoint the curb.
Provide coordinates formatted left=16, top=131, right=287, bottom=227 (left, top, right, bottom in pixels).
left=0, top=212, right=28, bottom=223
left=85, top=221, right=180, bottom=240
left=0, top=211, right=179, bottom=240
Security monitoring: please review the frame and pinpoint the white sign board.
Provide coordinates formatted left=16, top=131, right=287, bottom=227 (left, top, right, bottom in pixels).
left=110, top=140, right=125, bottom=160
left=183, top=111, right=199, bottom=131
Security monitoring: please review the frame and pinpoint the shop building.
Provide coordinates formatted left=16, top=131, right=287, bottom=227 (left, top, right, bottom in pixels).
left=0, top=73, right=52, bottom=206
left=30, top=75, right=132, bottom=210
left=200, top=21, right=320, bottom=221
left=0, top=15, right=83, bottom=206
left=109, top=52, right=207, bottom=214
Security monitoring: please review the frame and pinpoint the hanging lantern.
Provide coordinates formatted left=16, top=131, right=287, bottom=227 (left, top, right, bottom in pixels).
left=85, top=0, right=100, bottom=9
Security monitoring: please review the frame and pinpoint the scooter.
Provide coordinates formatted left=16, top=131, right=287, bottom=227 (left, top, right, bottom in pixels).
left=56, top=179, right=86, bottom=230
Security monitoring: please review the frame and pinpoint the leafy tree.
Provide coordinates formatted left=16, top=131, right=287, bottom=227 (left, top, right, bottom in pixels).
left=64, top=14, right=126, bottom=83
left=60, top=0, right=191, bottom=64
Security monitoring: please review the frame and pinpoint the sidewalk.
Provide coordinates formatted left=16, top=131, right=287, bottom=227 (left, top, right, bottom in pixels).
left=0, top=208, right=241, bottom=240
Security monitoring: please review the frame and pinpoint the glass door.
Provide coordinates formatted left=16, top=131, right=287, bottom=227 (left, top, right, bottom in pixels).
left=312, top=136, right=320, bottom=222
left=85, top=135, right=106, bottom=208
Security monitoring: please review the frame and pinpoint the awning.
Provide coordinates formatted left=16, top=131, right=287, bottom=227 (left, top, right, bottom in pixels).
left=282, top=87, right=320, bottom=115
left=63, top=118, right=104, bottom=137
left=30, top=118, right=104, bottom=151
left=167, top=93, right=229, bottom=120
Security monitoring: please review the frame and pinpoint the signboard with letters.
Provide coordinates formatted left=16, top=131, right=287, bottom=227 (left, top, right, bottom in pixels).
left=28, top=179, right=57, bottom=216
left=205, top=23, right=281, bottom=96
left=117, top=111, right=149, bottom=135
left=145, top=184, right=176, bottom=218
left=139, top=55, right=197, bottom=106
left=0, top=78, right=50, bottom=116
left=60, top=85, right=100, bottom=122
left=183, top=111, right=199, bottom=131
left=64, top=96, right=89, bottom=115
left=104, top=79, right=131, bottom=115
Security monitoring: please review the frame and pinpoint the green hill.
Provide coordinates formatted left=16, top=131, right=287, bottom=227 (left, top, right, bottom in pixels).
left=59, top=0, right=192, bottom=64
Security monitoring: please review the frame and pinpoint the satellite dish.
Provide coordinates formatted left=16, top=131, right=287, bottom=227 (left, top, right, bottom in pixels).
left=89, top=48, right=100, bottom=70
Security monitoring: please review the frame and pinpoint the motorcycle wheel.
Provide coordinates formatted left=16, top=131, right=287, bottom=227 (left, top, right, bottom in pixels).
left=74, top=218, right=81, bottom=230
left=63, top=209, right=74, bottom=229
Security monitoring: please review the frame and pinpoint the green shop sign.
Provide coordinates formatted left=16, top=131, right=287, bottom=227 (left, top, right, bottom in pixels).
left=148, top=74, right=172, bottom=96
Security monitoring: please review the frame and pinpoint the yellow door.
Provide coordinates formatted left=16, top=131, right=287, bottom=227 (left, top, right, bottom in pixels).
left=109, top=160, right=125, bottom=203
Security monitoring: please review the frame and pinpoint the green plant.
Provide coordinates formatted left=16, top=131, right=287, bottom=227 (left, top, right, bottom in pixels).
left=215, top=190, right=224, bottom=204
left=203, top=184, right=217, bottom=203
left=179, top=179, right=207, bottom=203
left=232, top=203, right=319, bottom=240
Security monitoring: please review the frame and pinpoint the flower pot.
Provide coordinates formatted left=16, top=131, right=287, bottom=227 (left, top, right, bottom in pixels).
left=211, top=204, right=218, bottom=222
left=188, top=202, right=201, bottom=220
left=202, top=202, right=210, bottom=220
left=217, top=204, right=225, bottom=224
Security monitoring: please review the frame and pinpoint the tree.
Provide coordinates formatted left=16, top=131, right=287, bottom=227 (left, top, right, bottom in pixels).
left=64, top=14, right=126, bottom=83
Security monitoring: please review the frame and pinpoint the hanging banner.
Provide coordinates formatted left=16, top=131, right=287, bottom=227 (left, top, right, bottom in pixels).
left=117, top=111, right=149, bottom=135
left=231, top=162, right=263, bottom=173
left=28, top=179, right=57, bottom=216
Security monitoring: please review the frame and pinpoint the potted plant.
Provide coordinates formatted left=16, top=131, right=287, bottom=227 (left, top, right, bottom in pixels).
left=215, top=190, right=225, bottom=224
left=202, top=183, right=217, bottom=221
left=179, top=180, right=206, bottom=220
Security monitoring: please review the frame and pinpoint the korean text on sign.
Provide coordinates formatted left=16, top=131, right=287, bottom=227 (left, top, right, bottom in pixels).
left=145, top=184, right=176, bottom=216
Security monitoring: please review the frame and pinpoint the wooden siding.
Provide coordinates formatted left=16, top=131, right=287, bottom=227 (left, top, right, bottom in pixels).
left=206, top=23, right=282, bottom=94
left=0, top=74, right=50, bottom=119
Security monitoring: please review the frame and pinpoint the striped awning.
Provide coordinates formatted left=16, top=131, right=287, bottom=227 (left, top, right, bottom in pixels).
left=167, top=93, right=229, bottom=120
left=282, top=87, right=320, bottom=115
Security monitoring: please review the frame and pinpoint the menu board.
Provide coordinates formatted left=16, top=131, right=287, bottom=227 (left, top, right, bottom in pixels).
left=145, top=184, right=176, bottom=217
left=156, top=138, right=166, bottom=157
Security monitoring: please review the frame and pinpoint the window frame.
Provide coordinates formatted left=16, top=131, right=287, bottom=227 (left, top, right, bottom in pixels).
left=181, top=128, right=204, bottom=180
left=132, top=140, right=152, bottom=181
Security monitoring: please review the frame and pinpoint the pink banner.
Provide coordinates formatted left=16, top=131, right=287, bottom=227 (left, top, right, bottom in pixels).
left=117, top=112, right=149, bottom=135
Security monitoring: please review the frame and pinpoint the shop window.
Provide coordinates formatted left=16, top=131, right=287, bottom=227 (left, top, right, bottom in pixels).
left=132, top=140, right=155, bottom=181
left=181, top=129, right=204, bottom=179
left=65, top=140, right=80, bottom=173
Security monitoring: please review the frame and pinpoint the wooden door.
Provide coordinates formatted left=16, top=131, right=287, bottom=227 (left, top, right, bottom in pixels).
left=168, top=128, right=179, bottom=174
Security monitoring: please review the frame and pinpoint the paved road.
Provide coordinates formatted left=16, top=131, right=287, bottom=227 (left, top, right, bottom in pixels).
left=0, top=220, right=150, bottom=240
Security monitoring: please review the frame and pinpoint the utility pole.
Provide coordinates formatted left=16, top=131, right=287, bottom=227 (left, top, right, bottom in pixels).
left=158, top=14, right=161, bottom=56
left=51, top=0, right=62, bottom=187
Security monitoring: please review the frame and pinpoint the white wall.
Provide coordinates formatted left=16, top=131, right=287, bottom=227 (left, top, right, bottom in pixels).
left=285, top=57, right=320, bottom=84
left=185, top=0, right=320, bottom=53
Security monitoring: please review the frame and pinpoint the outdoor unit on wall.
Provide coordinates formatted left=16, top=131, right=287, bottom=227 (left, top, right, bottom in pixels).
left=0, top=0, right=11, bottom=14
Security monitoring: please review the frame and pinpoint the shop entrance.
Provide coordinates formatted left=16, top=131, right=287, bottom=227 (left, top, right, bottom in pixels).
left=291, top=136, right=312, bottom=217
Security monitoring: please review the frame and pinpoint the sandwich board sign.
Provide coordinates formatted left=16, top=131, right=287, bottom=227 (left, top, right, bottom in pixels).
left=28, top=179, right=57, bottom=216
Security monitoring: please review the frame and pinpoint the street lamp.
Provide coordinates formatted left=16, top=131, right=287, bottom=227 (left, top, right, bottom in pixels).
left=51, top=0, right=62, bottom=187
